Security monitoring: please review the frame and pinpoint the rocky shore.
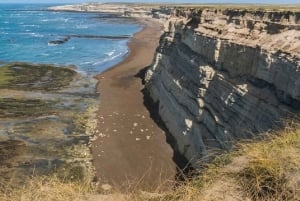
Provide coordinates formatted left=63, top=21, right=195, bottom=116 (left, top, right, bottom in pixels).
left=0, top=62, right=98, bottom=186
left=0, top=3, right=177, bottom=192
left=3, top=3, right=300, bottom=196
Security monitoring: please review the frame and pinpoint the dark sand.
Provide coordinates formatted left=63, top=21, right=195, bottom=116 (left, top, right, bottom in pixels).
left=92, top=19, right=177, bottom=191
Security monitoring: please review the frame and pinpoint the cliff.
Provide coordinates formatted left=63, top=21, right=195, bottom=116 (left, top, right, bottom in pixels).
left=145, top=8, right=300, bottom=167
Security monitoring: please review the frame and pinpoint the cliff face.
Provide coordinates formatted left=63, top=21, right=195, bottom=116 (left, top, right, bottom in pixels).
left=145, top=8, right=300, bottom=167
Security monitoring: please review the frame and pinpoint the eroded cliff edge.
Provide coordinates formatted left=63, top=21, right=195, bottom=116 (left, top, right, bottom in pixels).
left=145, top=8, right=300, bottom=167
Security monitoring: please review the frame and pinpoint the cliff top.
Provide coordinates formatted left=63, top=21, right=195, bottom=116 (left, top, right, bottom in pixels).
left=48, top=3, right=300, bottom=13
left=172, top=4, right=300, bottom=11
left=169, top=6, right=300, bottom=59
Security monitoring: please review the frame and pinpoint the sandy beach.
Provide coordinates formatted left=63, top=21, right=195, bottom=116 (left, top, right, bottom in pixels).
left=92, top=19, right=177, bottom=191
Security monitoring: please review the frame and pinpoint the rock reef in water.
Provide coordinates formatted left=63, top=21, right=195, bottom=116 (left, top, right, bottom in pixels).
left=145, top=8, right=300, bottom=167
left=48, top=35, right=131, bottom=46
left=0, top=62, right=98, bottom=185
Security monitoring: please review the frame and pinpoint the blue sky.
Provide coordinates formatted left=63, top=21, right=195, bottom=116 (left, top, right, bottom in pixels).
left=0, top=0, right=299, bottom=4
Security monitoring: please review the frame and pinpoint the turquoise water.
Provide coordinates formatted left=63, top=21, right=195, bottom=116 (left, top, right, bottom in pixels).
left=0, top=4, right=141, bottom=73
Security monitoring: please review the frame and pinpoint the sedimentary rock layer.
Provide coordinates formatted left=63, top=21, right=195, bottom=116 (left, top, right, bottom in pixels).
left=145, top=8, right=300, bottom=167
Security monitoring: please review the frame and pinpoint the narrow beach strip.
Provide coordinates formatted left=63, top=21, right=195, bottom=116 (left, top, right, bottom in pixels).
left=92, top=19, right=177, bottom=191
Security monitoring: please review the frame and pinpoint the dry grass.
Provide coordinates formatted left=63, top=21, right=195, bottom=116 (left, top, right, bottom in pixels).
left=239, top=120, right=300, bottom=200
left=127, top=119, right=300, bottom=201
left=0, top=120, right=299, bottom=201
left=0, top=175, right=95, bottom=201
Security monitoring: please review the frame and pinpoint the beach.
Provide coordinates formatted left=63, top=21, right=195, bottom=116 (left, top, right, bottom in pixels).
left=92, top=18, right=177, bottom=191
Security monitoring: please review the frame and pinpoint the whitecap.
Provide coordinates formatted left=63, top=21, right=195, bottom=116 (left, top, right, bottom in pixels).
left=48, top=42, right=58, bottom=46
left=105, top=49, right=115, bottom=57
left=37, top=53, right=49, bottom=57
left=80, top=61, right=93, bottom=65
left=32, top=33, right=44, bottom=38
left=76, top=25, right=88, bottom=29
left=22, top=24, right=40, bottom=28
left=24, top=32, right=44, bottom=37
left=92, top=52, right=123, bottom=66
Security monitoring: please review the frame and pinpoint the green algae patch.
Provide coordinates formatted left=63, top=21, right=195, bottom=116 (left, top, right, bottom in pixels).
left=0, top=62, right=76, bottom=91
left=0, top=66, right=14, bottom=86
left=0, top=140, right=26, bottom=165
left=0, top=98, right=56, bottom=118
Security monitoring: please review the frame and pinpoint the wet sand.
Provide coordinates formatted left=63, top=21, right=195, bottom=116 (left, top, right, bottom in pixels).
left=92, top=19, right=177, bottom=191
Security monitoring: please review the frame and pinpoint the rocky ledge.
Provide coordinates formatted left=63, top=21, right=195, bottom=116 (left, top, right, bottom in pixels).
left=145, top=7, right=300, bottom=167
left=0, top=62, right=98, bottom=186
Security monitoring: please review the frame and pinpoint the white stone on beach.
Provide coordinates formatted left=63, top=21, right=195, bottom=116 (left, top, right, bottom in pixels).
left=133, top=122, right=138, bottom=127
left=185, top=118, right=193, bottom=128
left=135, top=138, right=141, bottom=141
left=146, top=136, right=151, bottom=140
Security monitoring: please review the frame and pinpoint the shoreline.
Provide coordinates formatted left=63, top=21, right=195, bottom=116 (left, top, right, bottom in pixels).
left=100, top=22, right=145, bottom=74
left=92, top=18, right=177, bottom=191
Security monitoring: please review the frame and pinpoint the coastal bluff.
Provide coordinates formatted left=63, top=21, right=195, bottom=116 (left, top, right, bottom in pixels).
left=145, top=8, right=300, bottom=167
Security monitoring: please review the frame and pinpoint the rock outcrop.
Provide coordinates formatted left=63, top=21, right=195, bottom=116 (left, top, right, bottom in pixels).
left=48, top=3, right=171, bottom=20
left=145, top=8, right=300, bottom=167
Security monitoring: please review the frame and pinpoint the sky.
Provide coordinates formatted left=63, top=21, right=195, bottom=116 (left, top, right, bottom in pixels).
left=0, top=0, right=299, bottom=4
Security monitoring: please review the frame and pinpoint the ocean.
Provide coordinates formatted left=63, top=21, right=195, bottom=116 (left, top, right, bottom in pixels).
left=0, top=4, right=141, bottom=73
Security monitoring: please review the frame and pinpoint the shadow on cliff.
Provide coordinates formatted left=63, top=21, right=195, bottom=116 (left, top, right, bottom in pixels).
left=135, top=66, right=195, bottom=183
